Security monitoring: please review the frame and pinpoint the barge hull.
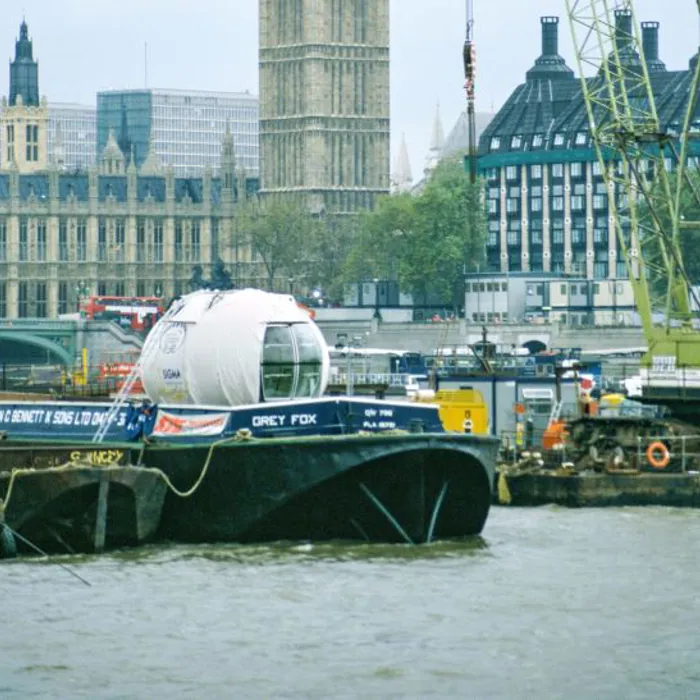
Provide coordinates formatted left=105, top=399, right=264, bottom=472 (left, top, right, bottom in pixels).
left=145, top=434, right=497, bottom=544
left=498, top=472, right=700, bottom=508
left=1, top=464, right=166, bottom=554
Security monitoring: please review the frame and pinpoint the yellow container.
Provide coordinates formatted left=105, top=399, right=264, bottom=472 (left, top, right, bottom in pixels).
left=600, top=392, right=625, bottom=408
left=433, top=388, right=488, bottom=434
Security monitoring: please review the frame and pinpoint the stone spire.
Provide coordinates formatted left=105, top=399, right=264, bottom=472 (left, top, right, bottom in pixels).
left=425, top=102, right=445, bottom=174
left=53, top=121, right=65, bottom=170
left=10, top=20, right=39, bottom=107
left=100, top=128, right=125, bottom=174
left=429, top=102, right=445, bottom=153
left=139, top=131, right=162, bottom=176
left=221, top=119, right=236, bottom=191
left=392, top=133, right=413, bottom=193
left=117, top=100, right=132, bottom=164
left=127, top=145, right=137, bottom=174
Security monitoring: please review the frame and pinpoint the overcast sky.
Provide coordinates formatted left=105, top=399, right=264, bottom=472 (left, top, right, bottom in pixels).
left=2, top=0, right=698, bottom=181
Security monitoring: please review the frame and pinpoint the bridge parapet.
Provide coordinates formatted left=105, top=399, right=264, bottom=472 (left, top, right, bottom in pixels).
left=0, top=319, right=77, bottom=332
left=0, top=318, right=144, bottom=366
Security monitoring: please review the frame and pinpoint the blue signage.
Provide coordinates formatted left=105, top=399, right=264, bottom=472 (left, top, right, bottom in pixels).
left=0, top=402, right=131, bottom=441
left=0, top=397, right=446, bottom=443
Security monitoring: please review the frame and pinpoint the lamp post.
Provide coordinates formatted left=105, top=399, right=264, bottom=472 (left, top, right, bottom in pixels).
left=75, top=279, right=88, bottom=314
left=288, top=276, right=294, bottom=297
left=373, top=277, right=381, bottom=320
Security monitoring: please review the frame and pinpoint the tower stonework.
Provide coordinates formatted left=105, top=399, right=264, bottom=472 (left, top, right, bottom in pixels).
left=1, top=21, right=48, bottom=173
left=259, top=0, right=390, bottom=213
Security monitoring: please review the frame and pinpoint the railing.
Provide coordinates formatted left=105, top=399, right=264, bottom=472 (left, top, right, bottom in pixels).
left=0, top=319, right=74, bottom=331
left=636, top=435, right=700, bottom=474
left=0, top=363, right=145, bottom=399
left=499, top=428, right=572, bottom=467
left=327, top=372, right=411, bottom=389
left=89, top=320, right=145, bottom=347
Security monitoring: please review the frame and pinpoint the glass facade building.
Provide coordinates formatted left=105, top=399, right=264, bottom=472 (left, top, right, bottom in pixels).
left=48, top=103, right=97, bottom=171
left=96, top=89, right=259, bottom=176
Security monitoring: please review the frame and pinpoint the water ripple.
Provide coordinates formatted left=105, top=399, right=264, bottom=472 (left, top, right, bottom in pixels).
left=2, top=506, right=700, bottom=699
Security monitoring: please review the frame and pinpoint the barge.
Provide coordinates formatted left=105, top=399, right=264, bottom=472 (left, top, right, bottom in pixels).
left=0, top=288, right=498, bottom=555
left=0, top=397, right=498, bottom=553
left=495, top=466, right=700, bottom=509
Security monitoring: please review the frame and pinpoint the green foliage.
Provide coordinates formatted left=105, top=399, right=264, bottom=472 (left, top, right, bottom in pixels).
left=637, top=168, right=700, bottom=298
left=345, top=192, right=416, bottom=281
left=226, top=160, right=486, bottom=304
left=344, top=157, right=486, bottom=307
left=236, top=199, right=321, bottom=291
left=305, top=216, right=359, bottom=303
left=670, top=170, right=700, bottom=285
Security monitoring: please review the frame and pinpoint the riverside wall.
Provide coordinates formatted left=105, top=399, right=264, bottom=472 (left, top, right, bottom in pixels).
left=315, top=317, right=645, bottom=355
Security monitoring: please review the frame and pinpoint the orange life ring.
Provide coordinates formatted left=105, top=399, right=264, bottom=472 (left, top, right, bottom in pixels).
left=646, top=441, right=670, bottom=470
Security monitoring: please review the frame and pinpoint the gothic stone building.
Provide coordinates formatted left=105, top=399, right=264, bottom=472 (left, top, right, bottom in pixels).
left=259, top=0, right=390, bottom=213
left=0, top=22, right=258, bottom=319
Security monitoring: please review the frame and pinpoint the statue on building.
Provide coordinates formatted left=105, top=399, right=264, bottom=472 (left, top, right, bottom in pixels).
left=210, top=258, right=234, bottom=290
left=188, top=265, right=210, bottom=291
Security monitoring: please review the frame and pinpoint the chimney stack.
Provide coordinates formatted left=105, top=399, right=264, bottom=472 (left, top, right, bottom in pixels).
left=611, top=9, right=640, bottom=68
left=526, top=16, right=574, bottom=82
left=641, top=21, right=666, bottom=72
left=641, top=22, right=659, bottom=61
left=614, top=9, right=634, bottom=52
left=541, top=16, right=559, bottom=57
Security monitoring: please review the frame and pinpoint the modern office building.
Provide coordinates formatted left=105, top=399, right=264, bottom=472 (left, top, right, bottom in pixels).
left=96, top=88, right=259, bottom=176
left=48, top=102, right=97, bottom=171
left=0, top=22, right=259, bottom=321
left=478, top=12, right=693, bottom=279
left=259, top=0, right=391, bottom=213
left=464, top=272, right=636, bottom=327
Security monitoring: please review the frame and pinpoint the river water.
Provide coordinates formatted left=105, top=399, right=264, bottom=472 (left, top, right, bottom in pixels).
left=2, top=506, right=699, bottom=699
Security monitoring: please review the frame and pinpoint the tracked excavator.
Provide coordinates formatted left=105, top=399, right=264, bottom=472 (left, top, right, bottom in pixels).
left=558, top=0, right=700, bottom=469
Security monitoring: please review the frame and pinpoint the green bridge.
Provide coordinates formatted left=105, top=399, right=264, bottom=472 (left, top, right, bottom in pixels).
left=0, top=319, right=144, bottom=367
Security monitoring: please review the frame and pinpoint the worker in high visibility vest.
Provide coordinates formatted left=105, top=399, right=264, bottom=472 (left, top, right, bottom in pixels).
left=515, top=421, right=524, bottom=450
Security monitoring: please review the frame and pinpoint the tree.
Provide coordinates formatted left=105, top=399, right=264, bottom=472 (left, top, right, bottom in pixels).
left=636, top=168, right=700, bottom=309
left=409, top=157, right=486, bottom=307
left=235, top=199, right=320, bottom=291
left=344, top=156, right=486, bottom=309
left=344, top=192, right=416, bottom=283
left=305, top=215, right=359, bottom=303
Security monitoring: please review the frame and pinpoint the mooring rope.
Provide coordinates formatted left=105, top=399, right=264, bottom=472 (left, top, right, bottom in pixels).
left=1, top=460, right=91, bottom=517
left=3, top=524, right=92, bottom=586
left=142, top=433, right=251, bottom=499
left=0, top=430, right=256, bottom=518
left=0, top=432, right=258, bottom=567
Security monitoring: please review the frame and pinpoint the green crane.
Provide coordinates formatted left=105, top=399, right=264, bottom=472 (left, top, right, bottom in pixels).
left=566, top=0, right=700, bottom=420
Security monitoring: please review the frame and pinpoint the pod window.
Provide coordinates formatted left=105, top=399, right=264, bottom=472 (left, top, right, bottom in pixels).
left=261, top=323, right=324, bottom=401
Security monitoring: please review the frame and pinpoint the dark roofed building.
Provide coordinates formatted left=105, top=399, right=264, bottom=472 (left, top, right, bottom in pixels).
left=478, top=13, right=695, bottom=280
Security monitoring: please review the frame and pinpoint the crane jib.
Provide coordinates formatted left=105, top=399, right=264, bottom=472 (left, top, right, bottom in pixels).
left=565, top=0, right=700, bottom=419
